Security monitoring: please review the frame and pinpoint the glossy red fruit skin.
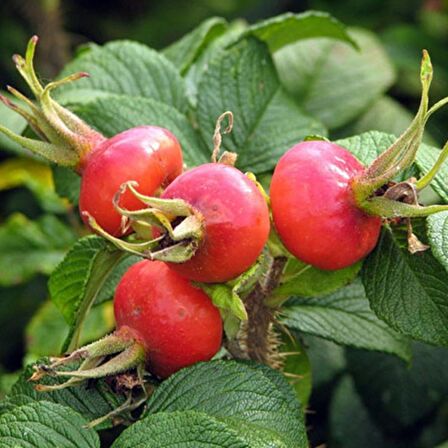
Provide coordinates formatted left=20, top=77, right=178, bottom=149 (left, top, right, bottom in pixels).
left=79, top=126, right=183, bottom=236
left=161, top=163, right=270, bottom=283
left=114, top=260, right=223, bottom=378
left=270, top=141, right=381, bottom=270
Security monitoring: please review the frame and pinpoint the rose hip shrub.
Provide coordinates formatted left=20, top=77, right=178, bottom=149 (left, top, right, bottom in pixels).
left=1, top=11, right=448, bottom=448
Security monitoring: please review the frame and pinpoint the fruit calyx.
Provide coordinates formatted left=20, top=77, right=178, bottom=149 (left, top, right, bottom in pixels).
left=30, top=327, right=145, bottom=392
left=0, top=36, right=105, bottom=172
left=352, top=50, right=448, bottom=219
left=211, top=111, right=238, bottom=166
left=84, top=180, right=205, bottom=264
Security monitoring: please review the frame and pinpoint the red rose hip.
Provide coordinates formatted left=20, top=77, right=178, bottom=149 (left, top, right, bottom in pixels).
left=270, top=140, right=381, bottom=270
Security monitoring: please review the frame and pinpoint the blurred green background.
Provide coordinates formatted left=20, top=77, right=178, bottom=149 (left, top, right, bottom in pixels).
left=1, top=1, right=448, bottom=447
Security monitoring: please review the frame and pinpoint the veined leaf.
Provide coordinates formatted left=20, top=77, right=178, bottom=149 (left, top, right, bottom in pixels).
left=362, top=226, right=448, bottom=346
left=427, top=211, right=448, bottom=273
left=163, top=17, right=228, bottom=74
left=57, top=41, right=187, bottom=112
left=0, top=401, right=99, bottom=447
left=197, top=37, right=326, bottom=174
left=281, top=280, right=411, bottom=361
left=49, top=236, right=127, bottom=351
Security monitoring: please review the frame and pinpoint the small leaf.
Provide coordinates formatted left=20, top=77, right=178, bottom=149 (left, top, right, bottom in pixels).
left=281, top=280, right=411, bottom=361
left=362, top=226, right=448, bottom=346
left=51, top=165, right=81, bottom=205
left=197, top=37, right=326, bottom=174
left=74, top=94, right=209, bottom=168
left=280, top=333, right=312, bottom=407
left=57, top=41, right=187, bottom=112
left=0, top=158, right=66, bottom=213
left=0, top=401, right=99, bottom=447
left=163, top=17, right=228, bottom=74
left=6, top=362, right=125, bottom=430
left=242, top=11, right=355, bottom=53
left=274, top=28, right=395, bottom=129
left=144, top=360, right=308, bottom=447
left=416, top=142, right=448, bottom=203
left=275, top=257, right=361, bottom=298
left=0, top=91, right=28, bottom=155
left=0, top=214, right=76, bottom=286
left=49, top=236, right=127, bottom=351
left=427, top=211, right=448, bottom=273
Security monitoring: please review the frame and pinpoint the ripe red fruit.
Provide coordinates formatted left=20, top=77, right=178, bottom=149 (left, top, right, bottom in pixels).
left=79, top=126, right=183, bottom=236
left=160, top=163, right=270, bottom=283
left=114, top=260, right=222, bottom=378
left=270, top=141, right=381, bottom=270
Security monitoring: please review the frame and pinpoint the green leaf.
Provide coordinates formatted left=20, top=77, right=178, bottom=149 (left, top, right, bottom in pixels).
left=416, top=142, right=448, bottom=203
left=427, top=211, right=448, bottom=273
left=57, top=41, right=187, bottom=112
left=0, top=214, right=75, bottom=286
left=280, top=333, right=312, bottom=407
left=0, top=401, right=99, bottom=447
left=197, top=37, right=326, bottom=174
left=74, top=94, right=209, bottom=168
left=275, top=258, right=361, bottom=298
left=242, top=11, right=355, bottom=53
left=163, top=17, right=228, bottom=74
left=49, top=236, right=126, bottom=351
left=5, top=362, right=125, bottom=430
left=346, top=342, right=448, bottom=430
left=51, top=165, right=81, bottom=205
left=0, top=158, right=66, bottom=213
left=274, top=28, right=395, bottom=129
left=143, top=360, right=308, bottom=447
left=362, top=226, right=448, bottom=346
left=330, top=375, right=392, bottom=448
left=113, top=410, right=282, bottom=448
left=281, top=280, right=411, bottom=361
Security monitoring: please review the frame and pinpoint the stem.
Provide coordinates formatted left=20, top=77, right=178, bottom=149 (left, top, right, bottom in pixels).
left=362, top=196, right=448, bottom=218
left=229, top=256, right=287, bottom=365
left=416, top=140, right=448, bottom=190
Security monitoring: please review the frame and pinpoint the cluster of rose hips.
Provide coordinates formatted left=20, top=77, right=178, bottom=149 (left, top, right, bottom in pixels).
left=1, top=38, right=446, bottom=387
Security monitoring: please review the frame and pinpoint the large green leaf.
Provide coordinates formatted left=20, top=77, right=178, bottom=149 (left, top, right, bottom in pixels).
left=49, top=236, right=126, bottom=351
left=362, top=226, right=448, bottom=346
left=0, top=214, right=75, bottom=287
left=0, top=401, right=99, bottom=447
left=57, top=41, right=187, bottom=112
left=74, top=94, right=209, bottom=167
left=4, top=362, right=125, bottom=429
left=112, top=410, right=282, bottom=448
left=241, top=11, right=355, bottom=53
left=274, top=28, right=395, bottom=129
left=427, top=211, right=448, bottom=273
left=346, top=342, right=448, bottom=430
left=197, top=37, right=325, bottom=173
left=141, top=360, right=308, bottom=448
left=51, top=165, right=81, bottom=205
left=281, top=280, right=411, bottom=361
left=163, top=17, right=228, bottom=74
